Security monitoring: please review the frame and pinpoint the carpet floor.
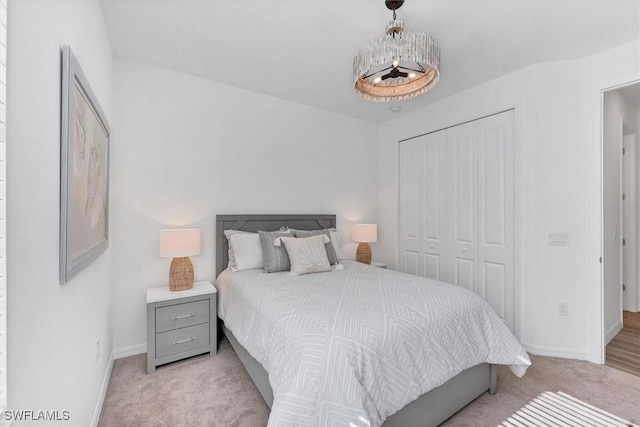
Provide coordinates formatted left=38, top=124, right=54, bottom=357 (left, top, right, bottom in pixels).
left=99, top=339, right=640, bottom=427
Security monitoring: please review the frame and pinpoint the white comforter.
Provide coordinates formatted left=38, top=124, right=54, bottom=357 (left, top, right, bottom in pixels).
left=216, top=260, right=530, bottom=427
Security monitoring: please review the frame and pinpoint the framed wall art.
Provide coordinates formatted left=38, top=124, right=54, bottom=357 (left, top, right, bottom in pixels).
left=59, top=46, right=110, bottom=284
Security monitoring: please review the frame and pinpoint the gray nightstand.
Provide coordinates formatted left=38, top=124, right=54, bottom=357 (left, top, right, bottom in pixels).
left=146, top=281, right=217, bottom=374
left=371, top=261, right=387, bottom=269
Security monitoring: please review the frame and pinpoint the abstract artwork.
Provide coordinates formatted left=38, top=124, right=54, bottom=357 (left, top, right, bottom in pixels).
left=60, top=46, right=110, bottom=284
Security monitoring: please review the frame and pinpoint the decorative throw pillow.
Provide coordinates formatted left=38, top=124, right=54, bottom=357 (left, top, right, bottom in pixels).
left=258, top=230, right=292, bottom=273
left=228, top=233, right=264, bottom=271
left=279, top=235, right=332, bottom=275
left=292, top=229, right=338, bottom=265
left=223, top=229, right=250, bottom=271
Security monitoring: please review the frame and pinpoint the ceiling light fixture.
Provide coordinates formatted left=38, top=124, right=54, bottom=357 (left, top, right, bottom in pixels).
left=353, top=0, right=440, bottom=102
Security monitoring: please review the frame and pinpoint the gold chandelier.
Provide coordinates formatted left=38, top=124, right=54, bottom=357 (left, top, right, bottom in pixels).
left=353, top=0, right=440, bottom=102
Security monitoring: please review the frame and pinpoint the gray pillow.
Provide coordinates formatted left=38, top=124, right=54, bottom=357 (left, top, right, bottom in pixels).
left=258, top=230, right=292, bottom=273
left=292, top=229, right=338, bottom=265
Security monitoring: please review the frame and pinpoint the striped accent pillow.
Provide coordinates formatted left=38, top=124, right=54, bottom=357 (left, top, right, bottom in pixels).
left=258, top=230, right=293, bottom=273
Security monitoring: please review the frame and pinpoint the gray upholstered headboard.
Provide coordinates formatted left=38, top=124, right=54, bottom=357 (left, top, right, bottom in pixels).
left=215, top=214, right=337, bottom=277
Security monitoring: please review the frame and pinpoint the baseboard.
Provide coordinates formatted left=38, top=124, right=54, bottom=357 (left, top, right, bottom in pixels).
left=91, top=351, right=114, bottom=427
left=522, top=341, right=589, bottom=360
left=113, top=343, right=146, bottom=359
left=604, top=319, right=623, bottom=345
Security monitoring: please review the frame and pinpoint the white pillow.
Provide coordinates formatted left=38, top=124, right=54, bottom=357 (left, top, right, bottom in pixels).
left=329, top=230, right=347, bottom=260
left=228, top=233, right=264, bottom=271
left=280, top=235, right=332, bottom=275
left=224, top=229, right=250, bottom=271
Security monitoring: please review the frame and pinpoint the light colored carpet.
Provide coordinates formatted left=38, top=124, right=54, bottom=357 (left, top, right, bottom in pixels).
left=99, top=339, right=640, bottom=427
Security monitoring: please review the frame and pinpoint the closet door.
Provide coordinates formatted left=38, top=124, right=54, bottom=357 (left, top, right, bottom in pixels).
left=421, top=131, right=447, bottom=280
left=399, top=131, right=447, bottom=279
left=399, top=110, right=515, bottom=331
left=399, top=139, right=422, bottom=275
left=446, top=122, right=479, bottom=291
left=476, top=111, right=515, bottom=327
left=446, top=110, right=515, bottom=325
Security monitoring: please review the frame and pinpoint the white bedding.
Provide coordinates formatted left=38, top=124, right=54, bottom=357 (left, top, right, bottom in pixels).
left=216, top=260, right=531, bottom=427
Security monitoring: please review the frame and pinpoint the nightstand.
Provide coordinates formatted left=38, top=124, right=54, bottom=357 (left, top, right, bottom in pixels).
left=371, top=261, right=387, bottom=269
left=146, top=281, right=217, bottom=374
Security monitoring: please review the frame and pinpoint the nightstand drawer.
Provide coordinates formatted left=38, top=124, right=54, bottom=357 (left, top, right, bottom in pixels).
left=155, top=323, right=210, bottom=359
left=156, top=300, right=209, bottom=333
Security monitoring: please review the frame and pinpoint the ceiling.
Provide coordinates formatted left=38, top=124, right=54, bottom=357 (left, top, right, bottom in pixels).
left=100, top=0, right=640, bottom=123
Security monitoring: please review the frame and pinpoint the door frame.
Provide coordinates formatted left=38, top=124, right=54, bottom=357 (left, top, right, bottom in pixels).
left=600, top=79, right=640, bottom=362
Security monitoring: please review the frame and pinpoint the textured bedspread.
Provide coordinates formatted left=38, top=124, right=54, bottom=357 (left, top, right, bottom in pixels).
left=216, top=260, right=531, bottom=427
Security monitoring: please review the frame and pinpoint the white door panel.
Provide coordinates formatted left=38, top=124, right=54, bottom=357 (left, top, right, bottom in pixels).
left=421, top=131, right=447, bottom=280
left=404, top=251, right=420, bottom=276
left=399, top=130, right=447, bottom=280
left=399, top=110, right=516, bottom=332
left=477, top=112, right=515, bottom=327
left=455, top=258, right=475, bottom=291
left=425, top=254, right=441, bottom=279
left=482, top=261, right=507, bottom=319
left=447, top=123, right=478, bottom=290
left=399, top=140, right=422, bottom=275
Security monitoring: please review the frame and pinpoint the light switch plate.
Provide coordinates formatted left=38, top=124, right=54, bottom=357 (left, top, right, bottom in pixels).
left=548, top=233, right=569, bottom=246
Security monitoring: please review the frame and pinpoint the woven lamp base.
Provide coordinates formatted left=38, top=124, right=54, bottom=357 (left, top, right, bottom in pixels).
left=169, top=256, right=194, bottom=291
left=356, top=242, right=372, bottom=265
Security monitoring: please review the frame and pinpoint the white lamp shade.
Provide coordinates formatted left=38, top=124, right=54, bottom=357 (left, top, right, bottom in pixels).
left=159, top=229, right=201, bottom=258
left=352, top=224, right=377, bottom=243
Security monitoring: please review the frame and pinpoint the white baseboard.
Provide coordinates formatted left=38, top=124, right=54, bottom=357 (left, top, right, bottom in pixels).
left=522, top=341, right=589, bottom=360
left=91, top=351, right=114, bottom=427
left=113, top=343, right=146, bottom=360
left=604, top=319, right=623, bottom=345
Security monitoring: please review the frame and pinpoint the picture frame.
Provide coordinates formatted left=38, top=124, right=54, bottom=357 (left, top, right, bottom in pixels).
left=59, top=46, right=110, bottom=284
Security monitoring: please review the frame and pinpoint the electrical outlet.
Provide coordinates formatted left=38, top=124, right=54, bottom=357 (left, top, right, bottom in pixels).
left=95, top=339, right=100, bottom=361
left=558, top=303, right=569, bottom=316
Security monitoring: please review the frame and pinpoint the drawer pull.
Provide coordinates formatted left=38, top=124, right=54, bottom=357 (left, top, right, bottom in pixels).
left=173, top=336, right=195, bottom=345
left=173, top=312, right=195, bottom=320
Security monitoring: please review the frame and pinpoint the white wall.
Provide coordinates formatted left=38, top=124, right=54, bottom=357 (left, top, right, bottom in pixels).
left=582, top=41, right=640, bottom=362
left=7, top=0, right=113, bottom=425
left=603, top=90, right=639, bottom=342
left=377, top=40, right=640, bottom=363
left=111, top=58, right=378, bottom=353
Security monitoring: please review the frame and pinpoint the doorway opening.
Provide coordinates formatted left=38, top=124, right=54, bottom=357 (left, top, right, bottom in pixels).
left=602, top=82, right=640, bottom=376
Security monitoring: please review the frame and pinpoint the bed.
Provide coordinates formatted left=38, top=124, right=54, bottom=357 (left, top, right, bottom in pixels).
left=215, top=214, right=530, bottom=427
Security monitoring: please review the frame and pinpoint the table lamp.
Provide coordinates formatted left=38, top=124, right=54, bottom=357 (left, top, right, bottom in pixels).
left=352, top=224, right=377, bottom=265
left=160, top=229, right=201, bottom=291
